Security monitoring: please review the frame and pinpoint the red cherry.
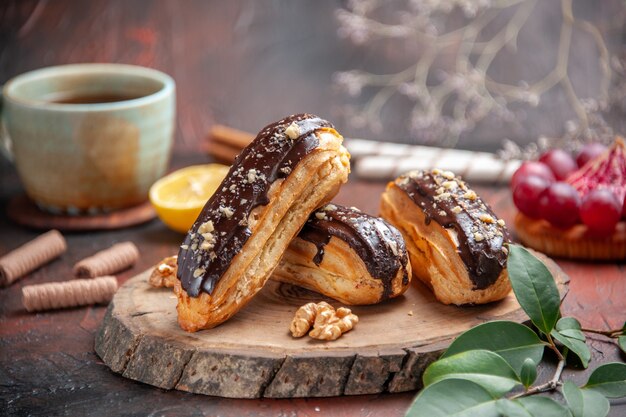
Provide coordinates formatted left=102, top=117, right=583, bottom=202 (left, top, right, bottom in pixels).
left=510, top=161, right=556, bottom=190
left=538, top=182, right=580, bottom=228
left=580, top=189, right=621, bottom=235
left=576, top=143, right=607, bottom=167
left=513, top=176, right=550, bottom=218
left=539, top=149, right=578, bottom=181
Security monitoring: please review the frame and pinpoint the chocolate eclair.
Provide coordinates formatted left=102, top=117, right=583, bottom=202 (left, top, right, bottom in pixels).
left=380, top=169, right=511, bottom=305
left=175, top=114, right=350, bottom=332
left=272, top=204, right=411, bottom=305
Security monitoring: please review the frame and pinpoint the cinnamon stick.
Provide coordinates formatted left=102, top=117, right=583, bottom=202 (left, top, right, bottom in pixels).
left=210, top=124, right=254, bottom=149
left=204, top=140, right=241, bottom=163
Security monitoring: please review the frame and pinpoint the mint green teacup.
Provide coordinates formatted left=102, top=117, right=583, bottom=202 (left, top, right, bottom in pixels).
left=1, top=63, right=175, bottom=215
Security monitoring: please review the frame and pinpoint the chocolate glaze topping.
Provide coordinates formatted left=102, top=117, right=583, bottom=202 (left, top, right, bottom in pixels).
left=395, top=169, right=510, bottom=290
left=298, top=204, right=409, bottom=300
left=177, top=114, right=336, bottom=297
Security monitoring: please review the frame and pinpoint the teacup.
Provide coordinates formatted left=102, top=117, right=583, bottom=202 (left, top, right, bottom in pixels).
left=1, top=63, right=175, bottom=215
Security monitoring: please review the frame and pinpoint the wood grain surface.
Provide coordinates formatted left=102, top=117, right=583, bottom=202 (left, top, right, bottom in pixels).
left=95, top=259, right=565, bottom=398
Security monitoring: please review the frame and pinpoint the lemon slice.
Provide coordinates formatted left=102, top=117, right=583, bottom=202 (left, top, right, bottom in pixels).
left=149, top=164, right=230, bottom=233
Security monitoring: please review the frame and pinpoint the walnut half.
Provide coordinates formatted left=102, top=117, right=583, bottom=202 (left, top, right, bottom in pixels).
left=289, top=301, right=358, bottom=341
left=148, top=256, right=178, bottom=288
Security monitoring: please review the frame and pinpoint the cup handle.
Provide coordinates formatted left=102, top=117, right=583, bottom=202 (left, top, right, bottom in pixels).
left=0, top=86, right=14, bottom=161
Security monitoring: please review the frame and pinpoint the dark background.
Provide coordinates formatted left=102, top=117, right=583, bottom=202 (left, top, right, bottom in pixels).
left=1, top=0, right=356, bottom=151
left=2, top=0, right=624, bottom=153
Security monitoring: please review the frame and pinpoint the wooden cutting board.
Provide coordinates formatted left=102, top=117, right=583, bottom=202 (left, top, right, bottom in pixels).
left=95, top=255, right=567, bottom=399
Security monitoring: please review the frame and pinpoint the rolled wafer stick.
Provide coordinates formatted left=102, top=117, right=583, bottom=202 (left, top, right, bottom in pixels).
left=353, top=150, right=521, bottom=183
left=22, top=276, right=118, bottom=312
left=206, top=124, right=523, bottom=183
left=73, top=242, right=139, bottom=278
left=0, top=230, right=67, bottom=287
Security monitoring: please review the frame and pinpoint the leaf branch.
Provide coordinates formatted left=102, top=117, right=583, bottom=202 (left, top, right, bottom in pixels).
left=509, top=334, right=567, bottom=399
left=547, top=333, right=566, bottom=362
left=510, top=357, right=566, bottom=399
left=581, top=328, right=625, bottom=338
left=335, top=0, right=616, bottom=147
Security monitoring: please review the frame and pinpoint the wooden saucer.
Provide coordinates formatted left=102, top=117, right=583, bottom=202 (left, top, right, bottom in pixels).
left=7, top=194, right=156, bottom=231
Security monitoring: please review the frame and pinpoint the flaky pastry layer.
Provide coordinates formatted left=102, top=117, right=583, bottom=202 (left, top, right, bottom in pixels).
left=380, top=182, right=510, bottom=305
left=514, top=212, right=626, bottom=260
left=175, top=128, right=350, bottom=331
left=272, top=235, right=411, bottom=305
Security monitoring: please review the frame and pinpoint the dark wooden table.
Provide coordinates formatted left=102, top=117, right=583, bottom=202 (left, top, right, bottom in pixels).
left=1, top=153, right=625, bottom=416
left=1, top=1, right=625, bottom=415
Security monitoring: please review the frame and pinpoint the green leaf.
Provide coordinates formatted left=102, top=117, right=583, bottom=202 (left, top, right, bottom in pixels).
left=514, top=396, right=573, bottom=417
left=619, top=336, right=626, bottom=354
left=520, top=358, right=537, bottom=388
left=562, top=381, right=609, bottom=417
left=556, top=318, right=586, bottom=341
left=497, top=398, right=572, bottom=417
left=584, top=362, right=626, bottom=398
left=558, top=329, right=586, bottom=341
left=496, top=399, right=533, bottom=417
left=507, top=245, right=561, bottom=336
left=441, top=321, right=546, bottom=375
left=405, top=379, right=500, bottom=417
left=556, top=317, right=582, bottom=330
left=423, top=350, right=521, bottom=396
left=551, top=329, right=591, bottom=368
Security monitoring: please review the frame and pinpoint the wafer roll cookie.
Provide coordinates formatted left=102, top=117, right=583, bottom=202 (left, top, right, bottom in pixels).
left=73, top=242, right=139, bottom=277
left=22, top=276, right=118, bottom=312
left=354, top=151, right=521, bottom=183
left=0, top=230, right=67, bottom=287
